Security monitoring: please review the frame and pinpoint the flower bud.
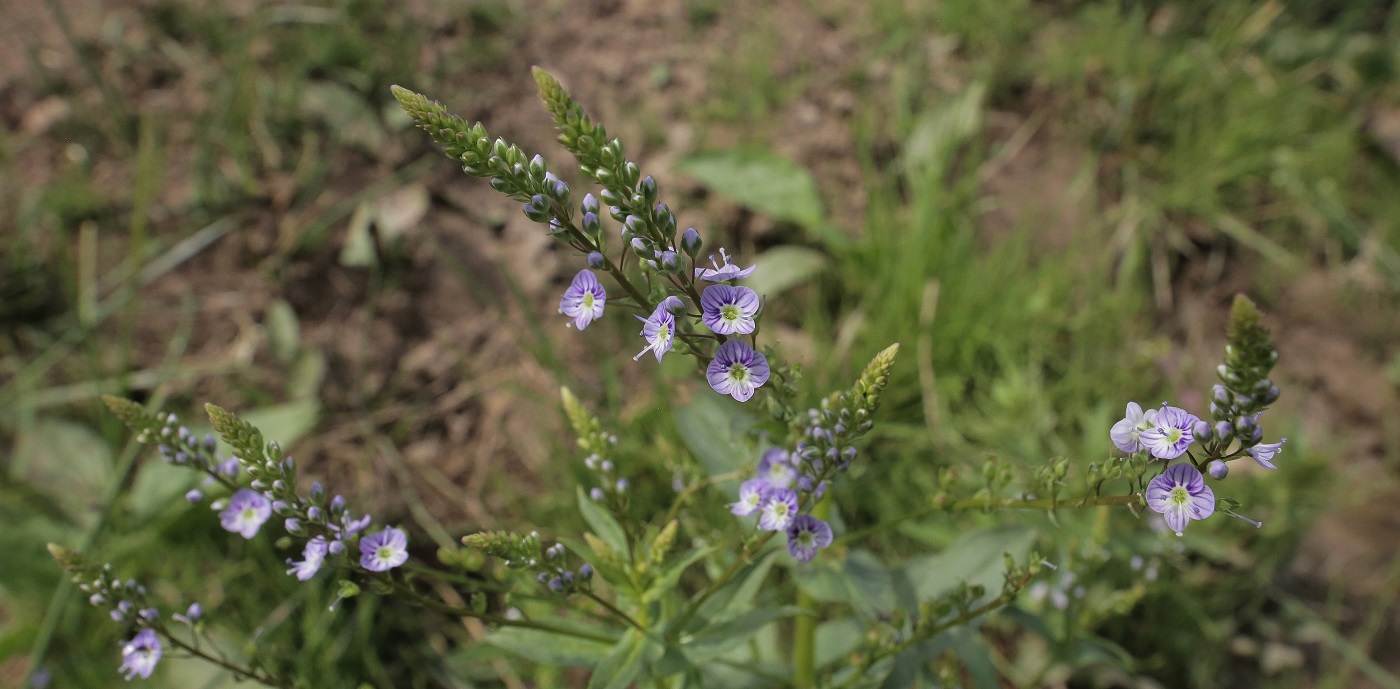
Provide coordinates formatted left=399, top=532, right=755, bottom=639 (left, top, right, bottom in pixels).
left=590, top=487, right=605, bottom=501
left=586, top=251, right=604, bottom=268
left=285, top=518, right=304, bottom=535
left=1215, top=421, right=1235, bottom=442
left=681, top=227, right=702, bottom=256
left=185, top=489, right=205, bottom=503
left=1192, top=420, right=1213, bottom=442
left=615, top=478, right=628, bottom=492
left=309, top=482, right=325, bottom=503
left=578, top=563, right=594, bottom=580
left=1207, top=460, right=1229, bottom=480
left=548, top=577, right=564, bottom=592
left=582, top=193, right=599, bottom=215
left=582, top=211, right=600, bottom=234
left=1212, top=385, right=1230, bottom=406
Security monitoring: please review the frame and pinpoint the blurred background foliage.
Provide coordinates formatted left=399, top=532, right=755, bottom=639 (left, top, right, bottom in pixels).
left=1, top=0, right=1398, bottom=687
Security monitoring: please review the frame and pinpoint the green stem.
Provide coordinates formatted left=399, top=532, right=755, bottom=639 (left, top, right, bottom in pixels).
left=792, top=497, right=829, bottom=689
left=161, top=628, right=290, bottom=688
left=583, top=590, right=645, bottom=631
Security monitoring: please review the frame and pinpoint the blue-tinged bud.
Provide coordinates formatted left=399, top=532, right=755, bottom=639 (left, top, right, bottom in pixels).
left=89, top=593, right=105, bottom=605
left=616, top=478, right=628, bottom=492
left=330, top=495, right=346, bottom=514
left=624, top=214, right=646, bottom=234
left=272, top=500, right=291, bottom=515
left=681, top=227, right=702, bottom=256
left=285, top=518, right=304, bottom=535
left=489, top=177, right=510, bottom=193
left=185, top=489, right=204, bottom=503
left=184, top=603, right=202, bottom=621
left=528, top=154, right=545, bottom=177
left=659, top=250, right=678, bottom=269
left=590, top=487, right=604, bottom=501
left=587, top=252, right=604, bottom=268
left=582, top=211, right=601, bottom=234
left=599, top=188, right=620, bottom=206
left=1234, top=414, right=1258, bottom=437
left=536, top=572, right=548, bottom=584
left=562, top=571, right=574, bottom=584
left=624, top=163, right=640, bottom=188
left=1193, top=420, right=1213, bottom=442
left=631, top=238, right=649, bottom=257
left=595, top=167, right=614, bottom=185
left=547, top=577, right=564, bottom=592
left=610, top=205, right=626, bottom=223
left=273, top=480, right=286, bottom=492
left=307, top=506, right=322, bottom=520
left=1212, top=385, right=1230, bottom=406
left=1215, top=421, right=1235, bottom=442
left=1261, top=385, right=1279, bottom=405
left=309, top=482, right=325, bottom=503
left=1246, top=425, right=1264, bottom=446
left=328, top=539, right=345, bottom=555
left=524, top=195, right=550, bottom=222
left=204, top=434, right=217, bottom=450
left=600, top=460, right=614, bottom=472
left=579, top=563, right=594, bottom=580
left=1207, top=461, right=1228, bottom=480
left=582, top=193, right=599, bottom=215
left=280, top=457, right=295, bottom=474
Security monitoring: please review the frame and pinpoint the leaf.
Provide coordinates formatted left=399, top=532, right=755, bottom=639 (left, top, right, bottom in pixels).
left=673, top=393, right=755, bottom=477
left=684, top=550, right=779, bottom=632
left=587, top=630, right=654, bottom=689
left=677, top=150, right=824, bottom=229
left=264, top=299, right=301, bottom=365
left=12, top=417, right=112, bottom=523
left=485, top=627, right=614, bottom=667
left=815, top=618, right=866, bottom=669
left=903, top=83, right=985, bottom=187
left=577, top=486, right=629, bottom=556
left=644, top=546, right=715, bottom=603
left=792, top=549, right=895, bottom=616
left=897, top=525, right=1035, bottom=606
left=126, top=460, right=198, bottom=523
left=681, top=606, right=810, bottom=663
left=744, top=246, right=827, bottom=299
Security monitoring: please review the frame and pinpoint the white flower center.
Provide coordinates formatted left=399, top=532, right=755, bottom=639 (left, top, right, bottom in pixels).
left=582, top=293, right=595, bottom=309
left=727, top=363, right=749, bottom=382
left=1169, top=486, right=1189, bottom=506
left=721, top=304, right=740, bottom=321
left=377, top=546, right=394, bottom=560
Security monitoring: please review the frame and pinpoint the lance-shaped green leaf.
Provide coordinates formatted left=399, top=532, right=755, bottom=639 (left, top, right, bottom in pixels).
left=485, top=627, right=615, bottom=667
left=577, top=486, right=629, bottom=557
left=587, top=629, right=659, bottom=689
left=680, top=606, right=811, bottom=663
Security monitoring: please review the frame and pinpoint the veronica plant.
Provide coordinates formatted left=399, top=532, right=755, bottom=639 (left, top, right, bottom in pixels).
left=48, top=71, right=1291, bottom=688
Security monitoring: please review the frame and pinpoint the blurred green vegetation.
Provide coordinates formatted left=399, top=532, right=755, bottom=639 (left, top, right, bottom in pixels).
left=2, top=0, right=1397, bottom=687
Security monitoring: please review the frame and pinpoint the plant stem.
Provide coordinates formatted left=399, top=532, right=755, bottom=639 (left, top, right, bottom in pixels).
left=792, top=497, right=829, bottom=689
left=583, top=590, right=645, bottom=631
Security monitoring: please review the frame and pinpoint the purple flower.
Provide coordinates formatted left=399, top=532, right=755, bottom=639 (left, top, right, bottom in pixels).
left=706, top=340, right=770, bottom=402
left=559, top=270, right=606, bottom=330
left=119, top=629, right=161, bottom=680
left=701, top=284, right=760, bottom=335
left=759, top=488, right=799, bottom=531
left=730, top=479, right=769, bottom=516
left=220, top=489, right=271, bottom=539
left=1139, top=405, right=1201, bottom=459
left=695, top=248, right=756, bottom=282
left=360, top=527, right=409, bottom=572
left=1110, top=402, right=1159, bottom=453
left=288, top=536, right=329, bottom=581
left=786, top=515, right=833, bottom=562
left=756, top=448, right=796, bottom=489
left=1145, top=463, right=1215, bottom=536
left=634, top=303, right=678, bottom=362
left=1246, top=438, right=1286, bottom=470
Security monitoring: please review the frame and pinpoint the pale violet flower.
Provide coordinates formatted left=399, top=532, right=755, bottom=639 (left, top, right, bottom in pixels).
left=1246, top=438, right=1286, bottom=470
left=219, top=489, right=271, bottom=539
left=119, top=629, right=161, bottom=680
left=1110, top=402, right=1158, bottom=453
left=1145, top=463, right=1215, bottom=536
left=1139, top=405, right=1201, bottom=460
left=360, top=527, right=409, bottom=572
